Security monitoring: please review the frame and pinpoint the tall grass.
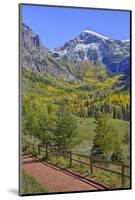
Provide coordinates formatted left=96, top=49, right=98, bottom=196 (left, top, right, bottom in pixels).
left=21, top=170, right=47, bottom=195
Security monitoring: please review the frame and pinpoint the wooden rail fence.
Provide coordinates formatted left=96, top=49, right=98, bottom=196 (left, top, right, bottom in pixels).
left=23, top=140, right=130, bottom=188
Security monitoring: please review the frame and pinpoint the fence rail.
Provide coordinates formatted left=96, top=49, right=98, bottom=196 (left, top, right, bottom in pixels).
left=23, top=140, right=130, bottom=188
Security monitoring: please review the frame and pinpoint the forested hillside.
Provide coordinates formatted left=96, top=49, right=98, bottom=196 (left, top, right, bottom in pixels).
left=22, top=61, right=130, bottom=121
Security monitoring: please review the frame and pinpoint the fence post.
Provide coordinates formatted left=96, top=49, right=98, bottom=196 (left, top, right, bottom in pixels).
left=38, top=145, right=40, bottom=156
left=121, top=162, right=125, bottom=188
left=24, top=140, right=26, bottom=152
left=90, top=155, right=93, bottom=174
left=44, top=147, right=46, bottom=160
left=70, top=151, right=72, bottom=168
left=45, top=143, right=48, bottom=159
left=32, top=143, right=34, bottom=155
left=25, top=141, right=27, bottom=152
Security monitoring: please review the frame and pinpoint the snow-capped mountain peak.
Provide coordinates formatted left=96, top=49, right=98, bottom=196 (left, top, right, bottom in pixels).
left=121, top=39, right=130, bottom=42
left=82, top=29, right=109, bottom=40
left=50, top=29, right=130, bottom=74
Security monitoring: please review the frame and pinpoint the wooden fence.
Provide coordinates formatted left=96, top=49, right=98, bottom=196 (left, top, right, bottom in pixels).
left=23, top=140, right=130, bottom=188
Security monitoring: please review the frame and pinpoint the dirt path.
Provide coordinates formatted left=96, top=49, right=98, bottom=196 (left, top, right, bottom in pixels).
left=22, top=154, right=104, bottom=193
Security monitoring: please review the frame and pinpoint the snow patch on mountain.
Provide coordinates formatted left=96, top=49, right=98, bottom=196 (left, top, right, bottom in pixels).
left=74, top=43, right=99, bottom=51
left=51, top=48, right=67, bottom=57
left=82, top=29, right=109, bottom=40
left=121, top=39, right=130, bottom=42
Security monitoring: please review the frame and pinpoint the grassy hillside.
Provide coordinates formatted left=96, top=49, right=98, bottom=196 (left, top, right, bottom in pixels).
left=72, top=117, right=130, bottom=161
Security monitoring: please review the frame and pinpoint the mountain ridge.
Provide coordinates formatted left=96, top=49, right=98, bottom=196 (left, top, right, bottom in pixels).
left=21, top=23, right=130, bottom=81
left=21, top=23, right=75, bottom=80
left=50, top=28, right=130, bottom=74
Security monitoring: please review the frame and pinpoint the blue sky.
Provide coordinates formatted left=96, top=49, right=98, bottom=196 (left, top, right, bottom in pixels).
left=22, top=5, right=130, bottom=49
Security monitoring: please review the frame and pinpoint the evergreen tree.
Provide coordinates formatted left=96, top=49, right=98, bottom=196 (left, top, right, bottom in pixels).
left=54, top=106, right=78, bottom=153
left=22, top=96, right=38, bottom=141
left=36, top=104, right=56, bottom=159
left=91, top=113, right=121, bottom=160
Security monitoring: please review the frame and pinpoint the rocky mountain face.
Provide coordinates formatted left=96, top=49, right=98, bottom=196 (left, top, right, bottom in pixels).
left=21, top=23, right=75, bottom=80
left=50, top=30, right=130, bottom=74
left=21, top=24, right=130, bottom=80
